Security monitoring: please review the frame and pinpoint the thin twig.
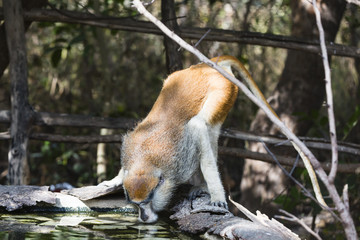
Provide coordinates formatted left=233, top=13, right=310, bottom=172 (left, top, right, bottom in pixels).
left=275, top=209, right=322, bottom=240
left=311, top=3, right=357, bottom=239
left=178, top=28, right=212, bottom=51
left=261, top=142, right=340, bottom=221
left=311, top=0, right=338, bottom=183
left=342, top=184, right=349, bottom=212
left=194, top=28, right=212, bottom=48
left=289, top=154, right=300, bottom=175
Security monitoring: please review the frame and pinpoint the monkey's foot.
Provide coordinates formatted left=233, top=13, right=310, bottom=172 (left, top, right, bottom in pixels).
left=211, top=201, right=228, bottom=210
left=189, top=188, right=209, bottom=201
left=191, top=203, right=231, bottom=215
left=188, top=189, right=229, bottom=214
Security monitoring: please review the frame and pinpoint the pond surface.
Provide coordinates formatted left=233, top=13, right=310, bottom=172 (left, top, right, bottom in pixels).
left=0, top=212, right=196, bottom=239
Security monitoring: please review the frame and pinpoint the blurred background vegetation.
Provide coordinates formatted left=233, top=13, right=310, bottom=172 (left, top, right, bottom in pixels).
left=0, top=0, right=296, bottom=186
left=0, top=0, right=359, bottom=238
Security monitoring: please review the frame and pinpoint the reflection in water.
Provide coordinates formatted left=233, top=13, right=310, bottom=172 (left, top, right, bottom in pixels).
left=0, top=213, right=195, bottom=239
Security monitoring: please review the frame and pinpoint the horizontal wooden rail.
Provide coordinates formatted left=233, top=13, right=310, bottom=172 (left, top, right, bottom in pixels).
left=1, top=110, right=360, bottom=173
left=0, top=110, right=137, bottom=129
left=0, top=130, right=358, bottom=173
left=1, top=110, right=360, bottom=156
left=0, top=8, right=359, bottom=58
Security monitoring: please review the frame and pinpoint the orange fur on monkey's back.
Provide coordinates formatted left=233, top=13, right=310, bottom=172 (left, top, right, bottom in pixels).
left=146, top=60, right=238, bottom=126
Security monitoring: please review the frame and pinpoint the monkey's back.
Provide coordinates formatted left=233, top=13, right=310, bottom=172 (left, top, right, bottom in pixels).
left=122, top=61, right=238, bottom=175
left=147, top=62, right=238, bottom=126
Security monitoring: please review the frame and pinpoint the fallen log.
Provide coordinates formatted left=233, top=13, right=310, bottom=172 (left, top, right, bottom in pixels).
left=170, top=192, right=300, bottom=240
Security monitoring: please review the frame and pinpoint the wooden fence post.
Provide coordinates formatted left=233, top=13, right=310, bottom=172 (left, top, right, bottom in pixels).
left=4, top=0, right=34, bottom=185
left=161, top=0, right=183, bottom=73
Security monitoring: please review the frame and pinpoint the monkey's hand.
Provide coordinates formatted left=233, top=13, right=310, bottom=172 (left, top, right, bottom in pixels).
left=98, top=175, right=123, bottom=188
left=211, top=201, right=228, bottom=210
left=98, top=168, right=124, bottom=187
left=191, top=204, right=231, bottom=215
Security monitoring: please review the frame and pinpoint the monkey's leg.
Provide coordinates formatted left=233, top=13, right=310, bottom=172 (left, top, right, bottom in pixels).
left=187, top=115, right=227, bottom=209
left=188, top=170, right=208, bottom=200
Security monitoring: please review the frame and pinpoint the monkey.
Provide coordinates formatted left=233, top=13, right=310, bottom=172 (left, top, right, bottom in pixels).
left=101, top=56, right=269, bottom=223
left=100, top=53, right=326, bottom=223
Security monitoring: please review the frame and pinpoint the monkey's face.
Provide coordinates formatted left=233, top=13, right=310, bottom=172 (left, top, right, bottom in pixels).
left=123, top=168, right=173, bottom=223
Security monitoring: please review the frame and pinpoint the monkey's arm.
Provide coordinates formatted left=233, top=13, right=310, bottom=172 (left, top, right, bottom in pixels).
left=98, top=168, right=124, bottom=187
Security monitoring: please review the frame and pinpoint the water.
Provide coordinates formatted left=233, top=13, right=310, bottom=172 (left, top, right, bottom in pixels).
left=0, top=212, right=196, bottom=239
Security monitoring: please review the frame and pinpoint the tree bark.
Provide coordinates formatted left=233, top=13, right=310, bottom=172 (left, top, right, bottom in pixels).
left=0, top=0, right=48, bottom=78
left=240, top=0, right=346, bottom=214
left=4, top=0, right=35, bottom=185
left=161, top=0, right=183, bottom=73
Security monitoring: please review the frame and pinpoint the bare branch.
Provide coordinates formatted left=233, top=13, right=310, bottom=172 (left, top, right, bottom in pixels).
left=0, top=8, right=359, bottom=58
left=312, top=0, right=338, bottom=183
left=1, top=130, right=359, bottom=173
left=311, top=2, right=357, bottom=238
left=0, top=110, right=137, bottom=129
left=219, top=147, right=360, bottom=173
left=261, top=142, right=339, bottom=220
left=347, top=0, right=360, bottom=6
left=221, top=129, right=360, bottom=157
left=275, top=209, right=322, bottom=240
left=342, top=184, right=349, bottom=212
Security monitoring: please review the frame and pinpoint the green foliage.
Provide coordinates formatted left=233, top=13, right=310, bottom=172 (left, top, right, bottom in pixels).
left=343, top=105, right=360, bottom=140
left=295, top=109, right=329, bottom=138
left=274, top=186, right=306, bottom=211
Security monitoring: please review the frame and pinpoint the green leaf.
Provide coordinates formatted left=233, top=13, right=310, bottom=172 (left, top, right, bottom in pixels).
left=69, top=34, right=85, bottom=47
left=343, top=105, right=360, bottom=140
left=51, top=48, right=62, bottom=67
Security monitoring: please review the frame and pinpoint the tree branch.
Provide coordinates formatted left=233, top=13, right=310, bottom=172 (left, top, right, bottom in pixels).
left=312, top=0, right=338, bottom=183
left=0, top=110, right=137, bottom=129
left=0, top=8, right=359, bottom=58
left=275, top=209, right=322, bottom=240
left=312, top=1, right=357, bottom=239
left=2, top=110, right=360, bottom=157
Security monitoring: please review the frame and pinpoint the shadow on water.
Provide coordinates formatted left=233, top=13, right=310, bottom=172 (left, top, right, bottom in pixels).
left=0, top=212, right=197, bottom=240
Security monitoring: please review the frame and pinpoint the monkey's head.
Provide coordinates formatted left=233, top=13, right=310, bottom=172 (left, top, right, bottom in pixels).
left=123, top=166, right=174, bottom=223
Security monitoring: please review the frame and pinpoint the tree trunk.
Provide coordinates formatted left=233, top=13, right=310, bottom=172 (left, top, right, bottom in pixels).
left=161, top=0, right=183, bottom=73
left=240, top=0, right=346, bottom=214
left=4, top=0, right=35, bottom=185
left=0, top=0, right=48, bottom=78
left=0, top=0, right=48, bottom=185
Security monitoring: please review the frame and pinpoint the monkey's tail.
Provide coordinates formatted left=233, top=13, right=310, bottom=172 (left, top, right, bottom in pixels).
left=215, top=55, right=328, bottom=208
left=215, top=56, right=277, bottom=117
